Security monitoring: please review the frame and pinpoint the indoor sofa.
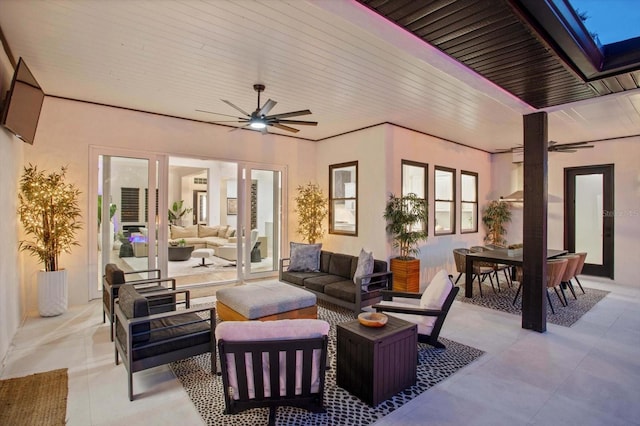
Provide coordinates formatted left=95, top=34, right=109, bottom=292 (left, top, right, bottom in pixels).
left=279, top=250, right=392, bottom=313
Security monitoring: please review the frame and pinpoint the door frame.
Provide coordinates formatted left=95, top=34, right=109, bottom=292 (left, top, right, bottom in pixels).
left=564, top=164, right=614, bottom=279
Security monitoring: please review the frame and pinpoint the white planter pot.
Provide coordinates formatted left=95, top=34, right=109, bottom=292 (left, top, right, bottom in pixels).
left=37, top=270, right=68, bottom=317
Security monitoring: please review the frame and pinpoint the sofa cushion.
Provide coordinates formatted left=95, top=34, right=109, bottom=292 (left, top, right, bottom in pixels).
left=353, top=249, right=374, bottom=285
left=280, top=271, right=326, bottom=286
left=131, top=312, right=211, bottom=361
left=319, top=251, right=333, bottom=273
left=288, top=242, right=322, bottom=272
left=303, top=274, right=345, bottom=293
left=171, top=224, right=198, bottom=239
left=324, top=280, right=381, bottom=303
left=328, top=253, right=354, bottom=279
left=198, top=224, right=220, bottom=237
left=225, top=227, right=236, bottom=238
left=420, top=269, right=453, bottom=310
left=117, top=284, right=150, bottom=343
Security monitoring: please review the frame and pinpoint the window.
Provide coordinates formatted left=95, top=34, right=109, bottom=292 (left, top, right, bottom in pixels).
left=402, top=160, right=428, bottom=233
left=461, top=171, right=478, bottom=233
left=329, top=161, right=357, bottom=236
left=434, top=166, right=455, bottom=235
left=121, top=187, right=140, bottom=222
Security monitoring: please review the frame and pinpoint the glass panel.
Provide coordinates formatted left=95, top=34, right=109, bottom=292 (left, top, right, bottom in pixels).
left=246, top=168, right=281, bottom=277
left=461, top=202, right=477, bottom=232
left=402, top=162, right=426, bottom=197
left=435, top=201, right=453, bottom=233
left=575, top=174, right=603, bottom=264
left=435, top=169, right=453, bottom=199
left=461, top=174, right=477, bottom=202
left=330, top=162, right=357, bottom=235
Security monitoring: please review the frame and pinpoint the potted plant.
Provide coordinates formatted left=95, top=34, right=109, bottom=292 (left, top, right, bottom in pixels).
left=383, top=193, right=428, bottom=292
left=168, top=200, right=193, bottom=226
left=294, top=182, right=328, bottom=244
left=482, top=200, right=512, bottom=246
left=18, top=164, right=82, bottom=316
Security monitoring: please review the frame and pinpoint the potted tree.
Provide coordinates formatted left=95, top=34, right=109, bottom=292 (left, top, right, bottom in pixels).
left=482, top=200, right=512, bottom=247
left=168, top=200, right=193, bottom=226
left=383, top=193, right=428, bottom=292
left=294, top=182, right=328, bottom=243
left=18, top=164, right=82, bottom=316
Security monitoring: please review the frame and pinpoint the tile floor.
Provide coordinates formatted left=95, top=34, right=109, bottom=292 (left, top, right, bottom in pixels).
left=1, top=276, right=639, bottom=426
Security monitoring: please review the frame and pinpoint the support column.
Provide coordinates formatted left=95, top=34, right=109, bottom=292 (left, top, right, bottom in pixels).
left=522, top=112, right=548, bottom=332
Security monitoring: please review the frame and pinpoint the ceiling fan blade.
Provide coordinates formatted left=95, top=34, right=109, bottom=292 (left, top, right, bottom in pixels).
left=258, top=99, right=277, bottom=116
left=221, top=100, right=250, bottom=117
left=270, top=123, right=300, bottom=133
left=276, top=119, right=318, bottom=126
left=196, top=109, right=244, bottom=119
left=267, top=109, right=312, bottom=119
left=229, top=123, right=251, bottom=132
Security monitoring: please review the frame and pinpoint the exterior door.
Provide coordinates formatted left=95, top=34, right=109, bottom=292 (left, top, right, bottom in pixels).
left=565, top=164, right=614, bottom=278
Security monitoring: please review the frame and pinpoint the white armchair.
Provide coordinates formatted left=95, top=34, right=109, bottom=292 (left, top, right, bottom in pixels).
left=216, top=229, right=259, bottom=262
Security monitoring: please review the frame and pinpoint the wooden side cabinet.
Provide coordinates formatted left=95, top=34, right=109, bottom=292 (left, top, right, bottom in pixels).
left=336, top=316, right=417, bottom=406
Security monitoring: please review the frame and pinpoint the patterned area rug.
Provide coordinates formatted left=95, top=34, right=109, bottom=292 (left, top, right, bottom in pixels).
left=456, top=283, right=609, bottom=327
left=171, top=302, right=484, bottom=426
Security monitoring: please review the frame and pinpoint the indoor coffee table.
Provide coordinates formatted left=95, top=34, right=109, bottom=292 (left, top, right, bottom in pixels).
left=336, top=315, right=417, bottom=406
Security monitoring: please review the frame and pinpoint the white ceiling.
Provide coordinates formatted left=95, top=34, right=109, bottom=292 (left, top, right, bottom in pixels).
left=1, top=0, right=639, bottom=152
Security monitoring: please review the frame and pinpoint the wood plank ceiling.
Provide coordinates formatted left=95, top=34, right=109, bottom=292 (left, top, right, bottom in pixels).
left=356, top=0, right=640, bottom=109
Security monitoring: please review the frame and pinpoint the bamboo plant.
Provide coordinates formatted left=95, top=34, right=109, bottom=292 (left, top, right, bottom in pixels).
left=294, top=183, right=328, bottom=244
left=383, top=193, right=428, bottom=259
left=18, top=164, right=82, bottom=272
left=482, top=200, right=512, bottom=246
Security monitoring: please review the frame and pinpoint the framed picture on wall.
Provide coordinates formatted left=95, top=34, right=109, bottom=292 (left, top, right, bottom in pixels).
left=227, top=198, right=237, bottom=215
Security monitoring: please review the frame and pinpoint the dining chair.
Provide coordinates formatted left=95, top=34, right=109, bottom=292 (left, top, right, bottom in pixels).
left=512, top=258, right=568, bottom=314
left=572, top=252, right=588, bottom=294
left=470, top=246, right=508, bottom=292
left=452, top=248, right=495, bottom=297
left=480, top=244, right=513, bottom=287
left=556, top=254, right=581, bottom=303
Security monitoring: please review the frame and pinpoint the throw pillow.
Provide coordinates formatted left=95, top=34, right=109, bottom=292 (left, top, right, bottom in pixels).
left=170, top=224, right=198, bottom=239
left=288, top=242, right=322, bottom=272
left=420, top=269, right=453, bottom=309
left=198, top=224, right=219, bottom=238
left=225, top=227, right=235, bottom=239
left=353, top=248, right=374, bottom=286
left=217, top=225, right=229, bottom=237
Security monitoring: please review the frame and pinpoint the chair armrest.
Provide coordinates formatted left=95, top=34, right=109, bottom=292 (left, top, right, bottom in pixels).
left=124, top=268, right=161, bottom=278
left=117, top=305, right=215, bottom=326
left=139, top=288, right=191, bottom=308
left=129, top=277, right=177, bottom=290
left=381, top=289, right=421, bottom=300
left=279, top=258, right=291, bottom=271
left=373, top=303, right=443, bottom=317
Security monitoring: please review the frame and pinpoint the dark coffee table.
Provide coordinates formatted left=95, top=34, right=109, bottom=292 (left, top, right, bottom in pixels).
left=336, top=315, right=417, bottom=406
left=168, top=245, right=194, bottom=261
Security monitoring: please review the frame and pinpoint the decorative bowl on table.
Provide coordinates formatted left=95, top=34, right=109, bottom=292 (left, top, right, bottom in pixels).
left=358, top=312, right=388, bottom=328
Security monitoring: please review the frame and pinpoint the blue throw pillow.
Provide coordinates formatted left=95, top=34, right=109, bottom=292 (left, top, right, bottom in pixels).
left=354, top=248, right=374, bottom=286
left=288, top=242, right=322, bottom=272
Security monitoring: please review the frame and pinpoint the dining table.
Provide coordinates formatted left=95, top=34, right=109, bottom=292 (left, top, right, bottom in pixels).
left=464, top=248, right=567, bottom=298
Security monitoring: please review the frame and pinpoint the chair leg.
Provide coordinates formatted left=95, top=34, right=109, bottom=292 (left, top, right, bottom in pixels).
left=268, top=407, right=277, bottom=426
left=128, top=371, right=134, bottom=401
left=494, top=271, right=501, bottom=291
left=474, top=274, right=483, bottom=297
left=554, top=287, right=567, bottom=306
left=488, top=274, right=498, bottom=294
left=512, top=282, right=522, bottom=306
left=454, top=273, right=462, bottom=285
left=503, top=268, right=513, bottom=288
left=574, top=276, right=586, bottom=294
left=566, top=279, right=577, bottom=299
left=546, top=291, right=556, bottom=314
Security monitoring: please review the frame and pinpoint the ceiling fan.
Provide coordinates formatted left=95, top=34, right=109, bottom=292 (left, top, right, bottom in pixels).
left=196, top=84, right=317, bottom=134
left=496, top=140, right=594, bottom=153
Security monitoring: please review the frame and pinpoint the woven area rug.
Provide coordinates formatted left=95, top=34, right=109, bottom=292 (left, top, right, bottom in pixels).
left=456, top=283, right=609, bottom=327
left=0, top=368, right=68, bottom=426
left=171, top=303, right=484, bottom=426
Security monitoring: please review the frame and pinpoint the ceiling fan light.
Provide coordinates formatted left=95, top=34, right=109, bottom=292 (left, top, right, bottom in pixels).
left=249, top=120, right=266, bottom=129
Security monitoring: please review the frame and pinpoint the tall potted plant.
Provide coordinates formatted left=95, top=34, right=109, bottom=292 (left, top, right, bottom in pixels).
left=18, top=164, right=82, bottom=316
left=383, top=193, right=428, bottom=292
left=294, top=183, right=328, bottom=244
left=482, top=200, right=512, bottom=246
left=168, top=200, right=193, bottom=226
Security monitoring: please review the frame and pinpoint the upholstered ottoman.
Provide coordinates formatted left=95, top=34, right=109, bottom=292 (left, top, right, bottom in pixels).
left=216, top=281, right=317, bottom=321
left=191, top=248, right=215, bottom=267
